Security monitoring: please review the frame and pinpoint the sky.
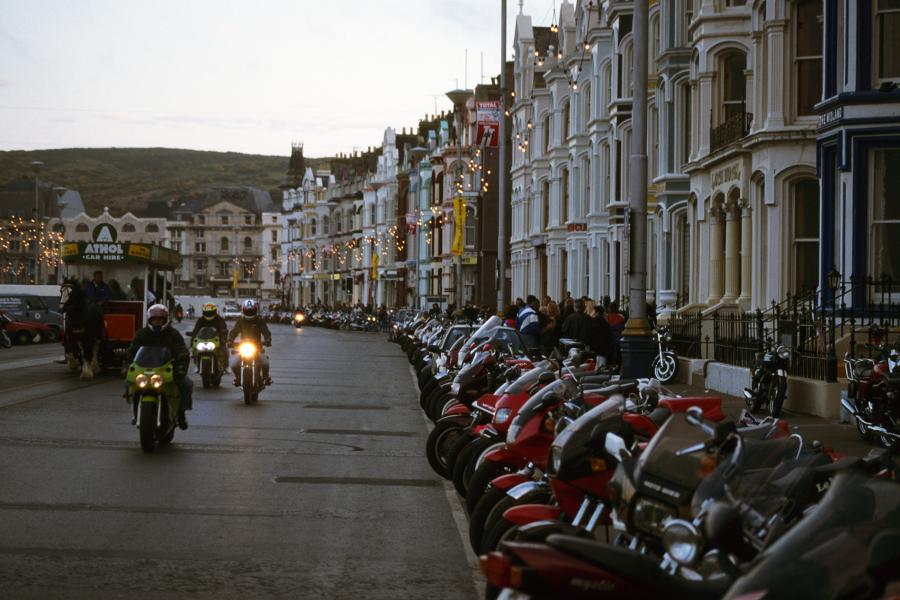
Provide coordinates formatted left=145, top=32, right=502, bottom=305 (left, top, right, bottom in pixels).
left=0, top=0, right=555, bottom=158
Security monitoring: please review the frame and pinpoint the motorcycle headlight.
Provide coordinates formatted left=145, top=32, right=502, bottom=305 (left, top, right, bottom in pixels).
left=549, top=445, right=563, bottom=475
left=450, top=382, right=460, bottom=396
left=494, top=407, right=512, bottom=425
left=663, top=519, right=703, bottom=565
left=779, top=349, right=791, bottom=361
left=135, top=373, right=149, bottom=388
left=664, top=333, right=672, bottom=343
left=150, top=374, right=163, bottom=389
left=506, top=422, right=521, bottom=444
left=239, top=342, right=258, bottom=359
left=633, top=498, right=677, bottom=536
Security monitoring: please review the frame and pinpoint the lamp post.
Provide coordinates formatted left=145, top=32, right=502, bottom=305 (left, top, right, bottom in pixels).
left=30, top=161, right=44, bottom=284
left=826, top=268, right=841, bottom=382
left=498, top=0, right=508, bottom=313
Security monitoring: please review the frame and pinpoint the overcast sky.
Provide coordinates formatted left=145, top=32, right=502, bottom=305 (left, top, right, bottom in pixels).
left=0, top=0, right=554, bottom=157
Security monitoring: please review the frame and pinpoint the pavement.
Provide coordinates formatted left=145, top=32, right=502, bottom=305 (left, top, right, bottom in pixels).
left=0, top=323, right=478, bottom=599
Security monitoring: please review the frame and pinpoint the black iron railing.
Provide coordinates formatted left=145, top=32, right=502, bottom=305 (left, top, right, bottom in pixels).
left=710, top=112, right=753, bottom=152
left=668, top=311, right=704, bottom=359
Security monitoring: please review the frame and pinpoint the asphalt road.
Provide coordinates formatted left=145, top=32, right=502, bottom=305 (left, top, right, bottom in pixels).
left=0, top=324, right=478, bottom=599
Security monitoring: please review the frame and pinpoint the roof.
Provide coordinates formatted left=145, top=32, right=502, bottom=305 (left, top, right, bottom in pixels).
left=173, top=186, right=276, bottom=215
left=0, top=178, right=85, bottom=220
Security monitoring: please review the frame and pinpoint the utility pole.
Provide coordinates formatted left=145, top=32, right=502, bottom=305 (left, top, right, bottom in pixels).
left=30, top=161, right=44, bottom=284
left=621, top=0, right=652, bottom=378
left=497, top=0, right=508, bottom=312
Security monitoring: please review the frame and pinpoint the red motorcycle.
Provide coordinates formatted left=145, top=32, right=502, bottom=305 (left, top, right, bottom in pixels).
left=842, top=339, right=900, bottom=449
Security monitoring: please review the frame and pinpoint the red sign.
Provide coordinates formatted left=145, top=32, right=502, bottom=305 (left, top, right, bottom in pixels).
left=476, top=101, right=501, bottom=147
left=566, top=222, right=587, bottom=233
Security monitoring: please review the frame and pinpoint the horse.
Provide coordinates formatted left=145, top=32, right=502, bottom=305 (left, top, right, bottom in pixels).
left=59, top=280, right=104, bottom=380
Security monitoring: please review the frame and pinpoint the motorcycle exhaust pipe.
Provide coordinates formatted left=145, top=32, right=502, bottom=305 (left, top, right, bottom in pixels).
left=840, top=397, right=858, bottom=417
left=869, top=425, right=900, bottom=440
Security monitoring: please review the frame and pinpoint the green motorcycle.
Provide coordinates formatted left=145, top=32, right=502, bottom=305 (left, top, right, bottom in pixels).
left=193, top=326, right=223, bottom=388
left=126, top=346, right=181, bottom=453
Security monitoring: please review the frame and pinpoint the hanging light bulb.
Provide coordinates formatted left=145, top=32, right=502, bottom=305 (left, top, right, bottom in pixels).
left=527, top=119, right=533, bottom=129
left=584, top=41, right=591, bottom=51
left=558, top=50, right=563, bottom=60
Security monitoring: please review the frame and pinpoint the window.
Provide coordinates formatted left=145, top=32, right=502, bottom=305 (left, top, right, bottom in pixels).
left=542, top=180, right=550, bottom=229
left=271, top=248, right=278, bottom=261
left=682, top=83, right=692, bottom=166
left=220, top=237, right=230, bottom=253
left=335, top=212, right=342, bottom=233
left=196, top=229, right=205, bottom=238
left=271, top=230, right=278, bottom=242
left=243, top=237, right=253, bottom=253
left=195, top=242, right=206, bottom=253
left=194, top=259, right=206, bottom=271
left=171, top=229, right=182, bottom=240
left=323, top=216, right=330, bottom=235
left=562, top=102, right=570, bottom=141
left=122, top=223, right=136, bottom=232
left=197, top=215, right=205, bottom=225
left=145, top=223, right=159, bottom=233
left=217, top=261, right=230, bottom=277
left=244, top=215, right=253, bottom=225
left=220, top=214, right=229, bottom=225
left=720, top=52, right=747, bottom=122
left=582, top=158, right=591, bottom=217
left=875, top=0, right=900, bottom=82
left=795, top=0, right=823, bottom=115
left=543, top=114, right=551, bottom=153
left=310, top=219, right=317, bottom=236
left=465, top=206, right=476, bottom=249
left=561, top=169, right=569, bottom=224
left=793, top=179, right=820, bottom=292
left=75, top=223, right=89, bottom=232
left=52, top=223, right=65, bottom=234
left=871, top=148, right=900, bottom=281
left=582, top=83, right=591, bottom=127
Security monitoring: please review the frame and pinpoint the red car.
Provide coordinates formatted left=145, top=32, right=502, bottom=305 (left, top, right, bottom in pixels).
left=0, top=310, right=54, bottom=344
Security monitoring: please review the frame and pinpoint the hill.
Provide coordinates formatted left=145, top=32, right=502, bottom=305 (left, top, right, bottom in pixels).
left=0, top=148, right=328, bottom=214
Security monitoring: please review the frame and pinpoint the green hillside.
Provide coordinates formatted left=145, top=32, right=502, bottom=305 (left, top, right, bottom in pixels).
left=0, top=148, right=327, bottom=213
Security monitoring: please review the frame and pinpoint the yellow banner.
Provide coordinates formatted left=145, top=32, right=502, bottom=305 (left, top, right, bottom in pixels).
left=451, top=197, right=466, bottom=255
left=371, top=252, right=379, bottom=280
left=232, top=268, right=238, bottom=290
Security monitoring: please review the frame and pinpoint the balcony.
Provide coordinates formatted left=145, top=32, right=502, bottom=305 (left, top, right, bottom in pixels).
left=710, top=112, right=752, bottom=153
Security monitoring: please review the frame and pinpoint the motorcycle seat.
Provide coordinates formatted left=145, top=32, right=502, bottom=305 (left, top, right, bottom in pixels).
left=578, top=374, right=613, bottom=385
left=585, top=380, right=639, bottom=397
left=545, top=534, right=732, bottom=600
left=647, top=406, right=672, bottom=427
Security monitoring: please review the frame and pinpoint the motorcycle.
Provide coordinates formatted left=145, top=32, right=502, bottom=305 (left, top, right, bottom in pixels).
left=743, top=338, right=790, bottom=417
left=842, top=340, right=900, bottom=448
left=236, top=340, right=267, bottom=405
left=174, top=304, right=184, bottom=323
left=126, top=346, right=181, bottom=453
left=650, top=326, right=679, bottom=383
left=192, top=326, right=223, bottom=389
left=293, top=312, right=305, bottom=328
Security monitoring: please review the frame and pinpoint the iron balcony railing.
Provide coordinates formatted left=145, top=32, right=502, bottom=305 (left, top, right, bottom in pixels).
left=710, top=112, right=753, bottom=152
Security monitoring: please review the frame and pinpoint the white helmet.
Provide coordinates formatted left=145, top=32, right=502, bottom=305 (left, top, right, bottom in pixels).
left=242, top=299, right=259, bottom=319
left=147, top=303, right=170, bottom=333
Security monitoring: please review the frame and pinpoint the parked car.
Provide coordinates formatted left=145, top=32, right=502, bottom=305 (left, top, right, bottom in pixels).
left=0, top=310, right=54, bottom=344
left=222, top=302, right=242, bottom=319
left=0, top=294, right=62, bottom=339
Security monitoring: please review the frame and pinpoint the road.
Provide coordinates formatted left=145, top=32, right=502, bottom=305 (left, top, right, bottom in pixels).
left=0, top=324, right=477, bottom=599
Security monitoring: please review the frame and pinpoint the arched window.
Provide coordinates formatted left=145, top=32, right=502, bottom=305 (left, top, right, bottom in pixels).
left=720, top=52, right=747, bottom=123
left=334, top=211, right=342, bottom=233
left=145, top=223, right=159, bottom=233
left=543, top=114, right=551, bottom=153
left=562, top=101, right=571, bottom=141
left=561, top=168, right=570, bottom=224
left=75, top=223, right=89, bottom=233
left=122, top=223, right=136, bottom=232
left=792, top=179, right=820, bottom=293
left=243, top=236, right=253, bottom=253
left=582, top=83, right=591, bottom=128
left=795, top=0, right=822, bottom=116
left=52, top=223, right=65, bottom=234
left=310, top=219, right=317, bottom=236
left=323, top=216, right=330, bottom=235
left=220, top=237, right=230, bottom=253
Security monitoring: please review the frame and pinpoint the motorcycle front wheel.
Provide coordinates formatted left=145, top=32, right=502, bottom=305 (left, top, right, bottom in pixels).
left=139, top=400, right=158, bottom=453
left=768, top=377, right=786, bottom=417
left=651, top=352, right=678, bottom=383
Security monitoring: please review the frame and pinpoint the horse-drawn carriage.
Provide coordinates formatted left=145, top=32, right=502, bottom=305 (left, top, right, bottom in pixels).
left=58, top=231, right=181, bottom=379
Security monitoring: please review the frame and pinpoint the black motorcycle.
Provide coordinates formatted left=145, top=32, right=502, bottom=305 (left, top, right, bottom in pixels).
left=743, top=340, right=790, bottom=417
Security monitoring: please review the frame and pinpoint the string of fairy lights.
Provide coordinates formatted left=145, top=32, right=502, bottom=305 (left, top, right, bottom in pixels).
left=510, top=0, right=596, bottom=155
left=0, top=217, right=65, bottom=281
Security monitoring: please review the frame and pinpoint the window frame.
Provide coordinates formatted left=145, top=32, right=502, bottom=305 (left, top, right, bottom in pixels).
left=873, top=0, right=900, bottom=85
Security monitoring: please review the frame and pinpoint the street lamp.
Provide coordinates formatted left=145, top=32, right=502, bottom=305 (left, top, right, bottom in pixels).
left=826, top=268, right=841, bottom=382
left=30, top=161, right=44, bottom=284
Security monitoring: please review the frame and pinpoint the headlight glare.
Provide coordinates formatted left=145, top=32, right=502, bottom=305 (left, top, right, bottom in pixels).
left=450, top=383, right=460, bottom=396
left=135, top=373, right=149, bottom=388
left=239, top=342, right=258, bottom=359
left=506, top=422, right=521, bottom=444
left=150, top=374, right=163, bottom=389
left=494, top=407, right=512, bottom=425
left=549, top=446, right=563, bottom=474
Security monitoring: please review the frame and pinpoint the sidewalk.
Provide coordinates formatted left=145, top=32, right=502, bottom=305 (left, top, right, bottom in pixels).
left=668, top=383, right=874, bottom=458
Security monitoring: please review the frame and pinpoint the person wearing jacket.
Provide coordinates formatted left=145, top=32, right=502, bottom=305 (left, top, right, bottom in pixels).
left=228, top=300, right=273, bottom=387
left=561, top=299, right=594, bottom=349
left=191, top=303, right=229, bottom=372
left=125, top=304, right=192, bottom=429
left=516, top=295, right=542, bottom=350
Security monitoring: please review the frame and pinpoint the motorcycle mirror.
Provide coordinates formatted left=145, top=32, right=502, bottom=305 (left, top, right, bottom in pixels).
left=704, top=501, right=744, bottom=556
left=427, top=343, right=441, bottom=353
left=713, top=421, right=738, bottom=445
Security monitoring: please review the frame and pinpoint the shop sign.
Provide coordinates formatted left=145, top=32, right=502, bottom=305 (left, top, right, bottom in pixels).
left=461, top=256, right=478, bottom=265
left=711, top=161, right=741, bottom=190
left=566, top=222, right=587, bottom=233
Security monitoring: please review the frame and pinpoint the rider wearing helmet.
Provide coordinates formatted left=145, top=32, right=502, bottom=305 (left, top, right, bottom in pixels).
left=125, top=304, right=192, bottom=429
left=227, top=299, right=273, bottom=387
left=190, top=303, right=229, bottom=371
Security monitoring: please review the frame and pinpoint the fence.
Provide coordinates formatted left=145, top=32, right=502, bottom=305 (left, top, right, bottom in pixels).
left=667, top=311, right=703, bottom=359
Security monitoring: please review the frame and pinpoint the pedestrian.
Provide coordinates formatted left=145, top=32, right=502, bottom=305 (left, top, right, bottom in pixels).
left=591, top=304, right=614, bottom=366
left=607, top=301, right=626, bottom=364
left=503, top=304, right=518, bottom=328
left=539, top=300, right=560, bottom=356
left=561, top=299, right=593, bottom=348
left=516, top=296, right=541, bottom=350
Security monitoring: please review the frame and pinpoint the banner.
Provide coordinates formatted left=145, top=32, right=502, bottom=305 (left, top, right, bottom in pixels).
left=476, top=101, right=501, bottom=147
left=451, top=197, right=466, bottom=255
left=371, top=252, right=379, bottom=280
left=232, top=268, right=238, bottom=290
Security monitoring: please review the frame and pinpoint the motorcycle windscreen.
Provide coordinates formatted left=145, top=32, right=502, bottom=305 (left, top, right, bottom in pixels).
left=725, top=470, right=900, bottom=600
left=441, top=325, right=472, bottom=351
left=504, top=361, right=554, bottom=395
left=509, top=379, right=569, bottom=429
left=196, top=326, right=218, bottom=340
left=134, top=346, right=173, bottom=369
left=635, top=413, right=710, bottom=493
left=490, top=327, right=526, bottom=355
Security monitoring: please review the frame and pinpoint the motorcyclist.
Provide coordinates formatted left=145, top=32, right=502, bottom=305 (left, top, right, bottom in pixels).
left=191, top=303, right=229, bottom=372
left=228, top=299, right=273, bottom=387
left=125, top=304, right=192, bottom=429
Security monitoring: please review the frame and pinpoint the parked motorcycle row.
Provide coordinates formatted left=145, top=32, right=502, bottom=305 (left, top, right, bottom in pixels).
left=393, top=312, right=900, bottom=600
